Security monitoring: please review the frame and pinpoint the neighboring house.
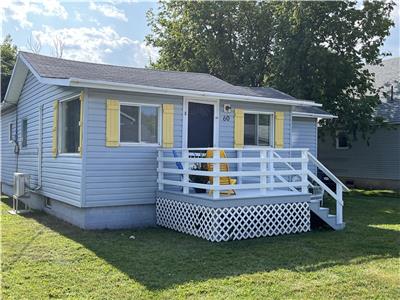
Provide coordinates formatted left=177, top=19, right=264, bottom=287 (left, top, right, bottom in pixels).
left=1, top=52, right=348, bottom=242
left=318, top=57, right=400, bottom=190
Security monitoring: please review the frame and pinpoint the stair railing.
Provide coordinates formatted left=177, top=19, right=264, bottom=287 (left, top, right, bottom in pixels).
left=306, top=152, right=349, bottom=225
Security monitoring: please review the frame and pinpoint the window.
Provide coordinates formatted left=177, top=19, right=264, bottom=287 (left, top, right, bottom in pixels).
left=336, top=131, right=349, bottom=150
left=45, top=197, right=52, bottom=209
left=22, top=119, right=28, bottom=148
left=9, top=123, right=13, bottom=142
left=244, top=113, right=273, bottom=146
left=120, top=104, right=159, bottom=144
left=59, top=97, right=81, bottom=153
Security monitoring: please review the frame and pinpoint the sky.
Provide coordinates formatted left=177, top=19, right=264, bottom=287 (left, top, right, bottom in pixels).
left=1, top=0, right=399, bottom=68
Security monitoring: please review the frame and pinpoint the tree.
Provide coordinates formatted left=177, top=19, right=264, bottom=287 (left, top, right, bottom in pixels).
left=267, top=1, right=395, bottom=141
left=146, top=1, right=275, bottom=86
left=146, top=0, right=395, bottom=143
left=27, top=33, right=42, bottom=54
left=1, top=34, right=18, bottom=101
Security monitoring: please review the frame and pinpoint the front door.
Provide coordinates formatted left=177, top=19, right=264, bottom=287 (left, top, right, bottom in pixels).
left=187, top=102, right=214, bottom=148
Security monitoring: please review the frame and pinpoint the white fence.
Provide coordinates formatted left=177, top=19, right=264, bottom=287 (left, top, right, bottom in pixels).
left=157, top=147, right=310, bottom=199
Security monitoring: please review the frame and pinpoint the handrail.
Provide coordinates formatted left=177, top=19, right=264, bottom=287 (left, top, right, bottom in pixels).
left=157, top=148, right=346, bottom=226
left=158, top=148, right=309, bottom=199
left=307, top=152, right=349, bottom=192
left=158, top=147, right=309, bottom=151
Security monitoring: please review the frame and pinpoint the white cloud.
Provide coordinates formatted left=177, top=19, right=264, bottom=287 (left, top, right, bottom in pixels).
left=89, top=1, right=128, bottom=22
left=74, top=11, right=82, bottom=22
left=0, top=0, right=68, bottom=28
left=32, top=26, right=158, bottom=67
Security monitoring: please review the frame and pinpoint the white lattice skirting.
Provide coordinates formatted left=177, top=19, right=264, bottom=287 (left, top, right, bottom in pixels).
left=156, top=197, right=310, bottom=242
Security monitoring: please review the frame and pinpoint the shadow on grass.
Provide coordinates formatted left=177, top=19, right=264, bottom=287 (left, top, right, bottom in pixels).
left=2, top=195, right=399, bottom=291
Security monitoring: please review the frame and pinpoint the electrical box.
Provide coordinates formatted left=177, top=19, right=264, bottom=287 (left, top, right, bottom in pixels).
left=13, top=173, right=30, bottom=198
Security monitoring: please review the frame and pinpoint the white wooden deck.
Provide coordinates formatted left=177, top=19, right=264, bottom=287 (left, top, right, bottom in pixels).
left=182, top=188, right=303, bottom=200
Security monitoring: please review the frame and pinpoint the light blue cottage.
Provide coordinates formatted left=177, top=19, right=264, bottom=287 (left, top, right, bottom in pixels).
left=1, top=52, right=347, bottom=241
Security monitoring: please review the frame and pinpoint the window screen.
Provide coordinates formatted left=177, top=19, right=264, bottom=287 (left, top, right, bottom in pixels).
left=120, top=104, right=159, bottom=144
left=60, top=98, right=81, bottom=153
left=244, top=113, right=272, bottom=146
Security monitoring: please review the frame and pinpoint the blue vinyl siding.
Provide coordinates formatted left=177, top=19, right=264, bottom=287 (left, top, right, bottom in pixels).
left=83, top=89, right=183, bottom=207
left=1, top=110, right=17, bottom=185
left=291, top=117, right=318, bottom=173
left=318, top=126, right=400, bottom=181
left=291, top=117, right=317, bottom=156
left=219, top=100, right=291, bottom=148
left=1, top=71, right=82, bottom=206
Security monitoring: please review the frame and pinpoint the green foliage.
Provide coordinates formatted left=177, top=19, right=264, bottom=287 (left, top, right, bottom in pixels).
left=146, top=1, right=395, bottom=143
left=1, top=194, right=399, bottom=299
left=1, top=34, right=18, bottom=101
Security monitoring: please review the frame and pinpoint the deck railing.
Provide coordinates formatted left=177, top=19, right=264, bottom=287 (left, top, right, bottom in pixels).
left=157, top=147, right=310, bottom=199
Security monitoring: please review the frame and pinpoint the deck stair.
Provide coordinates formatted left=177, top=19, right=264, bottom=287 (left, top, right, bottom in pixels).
left=309, top=192, right=345, bottom=230
left=306, top=153, right=350, bottom=230
left=273, top=151, right=349, bottom=230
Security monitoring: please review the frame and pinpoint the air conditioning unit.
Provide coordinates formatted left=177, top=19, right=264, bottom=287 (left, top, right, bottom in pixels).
left=13, top=173, right=30, bottom=198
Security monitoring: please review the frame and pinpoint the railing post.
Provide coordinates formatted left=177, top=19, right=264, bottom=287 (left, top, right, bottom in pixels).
left=182, top=149, right=189, bottom=194
left=260, top=149, right=267, bottom=194
left=158, top=150, right=163, bottom=191
left=237, top=150, right=243, bottom=185
left=268, top=149, right=274, bottom=191
left=213, top=149, right=220, bottom=199
left=336, top=184, right=343, bottom=224
left=301, top=150, right=308, bottom=193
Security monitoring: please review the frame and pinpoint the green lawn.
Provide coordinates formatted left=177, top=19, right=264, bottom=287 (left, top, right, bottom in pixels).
left=1, top=192, right=399, bottom=299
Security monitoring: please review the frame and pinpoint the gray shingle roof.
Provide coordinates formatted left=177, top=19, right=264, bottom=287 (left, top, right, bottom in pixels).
left=243, top=87, right=333, bottom=117
left=20, top=52, right=261, bottom=97
left=366, top=58, right=400, bottom=123
left=376, top=101, right=400, bottom=124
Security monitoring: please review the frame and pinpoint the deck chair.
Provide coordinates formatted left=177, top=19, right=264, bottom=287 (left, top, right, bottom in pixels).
left=172, top=150, right=184, bottom=191
left=206, top=150, right=236, bottom=196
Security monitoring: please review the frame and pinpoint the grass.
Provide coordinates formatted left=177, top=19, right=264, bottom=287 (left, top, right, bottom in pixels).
left=1, top=193, right=399, bottom=299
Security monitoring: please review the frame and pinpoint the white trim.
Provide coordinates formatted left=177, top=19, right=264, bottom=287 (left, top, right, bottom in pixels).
left=58, top=153, right=80, bottom=157
left=59, top=93, right=81, bottom=103
left=58, top=97, right=81, bottom=155
left=292, top=112, right=337, bottom=119
left=69, top=78, right=321, bottom=107
left=119, top=102, right=162, bottom=146
left=243, top=110, right=274, bottom=147
left=183, top=97, right=219, bottom=148
left=335, top=130, right=349, bottom=150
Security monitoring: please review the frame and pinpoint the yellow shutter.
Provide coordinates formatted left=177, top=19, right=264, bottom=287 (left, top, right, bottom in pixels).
left=52, top=100, right=58, bottom=158
left=79, top=91, right=84, bottom=156
left=275, top=112, right=284, bottom=148
left=106, top=99, right=120, bottom=147
left=162, top=104, right=174, bottom=148
left=234, top=109, right=244, bottom=148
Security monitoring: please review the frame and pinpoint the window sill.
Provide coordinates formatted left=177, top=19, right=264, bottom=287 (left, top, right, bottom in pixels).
left=120, top=142, right=160, bottom=147
left=336, top=147, right=349, bottom=150
left=58, top=153, right=81, bottom=157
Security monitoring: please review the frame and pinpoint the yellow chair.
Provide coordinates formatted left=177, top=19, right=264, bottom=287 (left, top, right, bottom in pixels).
left=206, top=150, right=236, bottom=195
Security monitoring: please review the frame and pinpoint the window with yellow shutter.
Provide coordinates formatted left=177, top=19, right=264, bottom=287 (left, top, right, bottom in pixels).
left=243, top=112, right=274, bottom=146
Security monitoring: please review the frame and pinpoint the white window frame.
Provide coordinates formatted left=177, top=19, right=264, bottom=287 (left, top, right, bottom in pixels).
left=182, top=97, right=219, bottom=148
left=9, top=123, right=13, bottom=143
left=119, top=102, right=162, bottom=146
left=243, top=111, right=275, bottom=148
left=335, top=130, right=349, bottom=150
left=58, top=95, right=81, bottom=156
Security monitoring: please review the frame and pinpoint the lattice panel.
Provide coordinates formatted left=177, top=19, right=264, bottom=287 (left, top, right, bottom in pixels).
left=156, top=198, right=310, bottom=242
